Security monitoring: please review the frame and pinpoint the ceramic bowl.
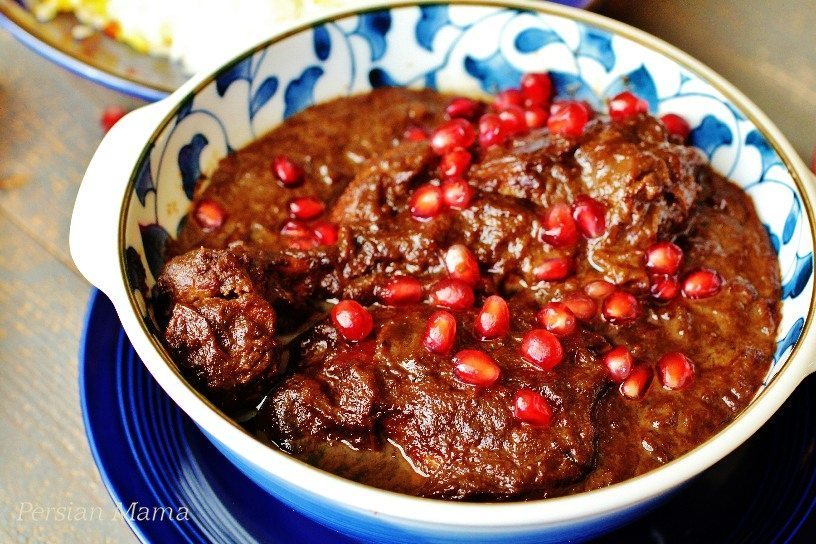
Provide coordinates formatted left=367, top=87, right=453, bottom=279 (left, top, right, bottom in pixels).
left=70, top=1, right=816, bottom=542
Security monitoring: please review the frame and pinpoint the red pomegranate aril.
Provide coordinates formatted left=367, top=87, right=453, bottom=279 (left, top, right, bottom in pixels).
left=682, top=269, right=723, bottom=299
left=572, top=195, right=606, bottom=238
left=537, top=302, right=577, bottom=337
left=520, top=329, right=564, bottom=371
left=660, top=113, right=691, bottom=141
left=650, top=274, right=680, bottom=301
left=533, top=257, right=573, bottom=282
left=452, top=349, right=501, bottom=387
left=645, top=241, right=684, bottom=275
left=475, top=295, right=510, bottom=339
left=603, top=346, right=634, bottom=382
left=193, top=199, right=227, bottom=231
left=312, top=221, right=339, bottom=245
left=439, top=148, right=472, bottom=180
left=547, top=101, right=590, bottom=138
left=430, top=119, right=476, bottom=155
left=446, top=97, right=481, bottom=120
left=493, top=88, right=525, bottom=111
left=273, top=155, right=305, bottom=187
left=513, top=388, right=553, bottom=427
left=602, top=291, right=640, bottom=324
left=404, top=125, right=428, bottom=141
left=657, top=352, right=695, bottom=390
left=331, top=300, right=374, bottom=342
left=608, top=91, right=649, bottom=121
left=584, top=280, right=615, bottom=299
left=378, top=276, right=423, bottom=306
left=563, top=293, right=597, bottom=320
left=478, top=112, right=509, bottom=148
left=423, top=310, right=457, bottom=355
left=520, top=73, right=552, bottom=106
left=541, top=202, right=579, bottom=247
left=498, top=105, right=527, bottom=135
left=619, top=364, right=652, bottom=400
left=429, top=278, right=475, bottom=310
left=280, top=220, right=312, bottom=238
left=444, top=244, right=480, bottom=286
left=442, top=179, right=475, bottom=210
left=100, top=105, right=127, bottom=133
left=524, top=106, right=549, bottom=129
left=410, top=184, right=444, bottom=220
left=288, top=196, right=325, bottom=220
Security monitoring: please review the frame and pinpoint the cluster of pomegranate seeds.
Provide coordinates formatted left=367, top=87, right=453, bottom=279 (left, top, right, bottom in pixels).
left=513, top=388, right=553, bottom=427
left=430, top=119, right=476, bottom=155
left=331, top=300, right=374, bottom=342
left=534, top=257, right=573, bottom=282
left=681, top=269, right=723, bottom=299
left=444, top=244, right=481, bottom=286
left=537, top=302, right=577, bottom=337
left=378, top=276, right=423, bottom=306
left=452, top=349, right=501, bottom=386
left=603, top=346, right=634, bottom=382
left=441, top=179, right=475, bottom=210
left=445, top=97, right=481, bottom=120
left=193, top=199, right=227, bottom=231
left=619, top=364, right=653, bottom=400
left=547, top=101, right=590, bottom=138
left=409, top=184, right=445, bottom=220
left=439, top=148, right=472, bottom=180
left=660, top=113, right=691, bottom=141
left=100, top=105, right=128, bottom=133
left=423, top=310, right=457, bottom=355
left=601, top=290, right=640, bottom=324
left=474, top=295, right=510, bottom=339
left=608, top=91, right=648, bottom=121
left=520, top=329, right=564, bottom=371
left=288, top=196, right=325, bottom=221
left=657, top=352, right=695, bottom=390
left=272, top=155, right=305, bottom=187
left=584, top=280, right=615, bottom=299
left=429, top=278, right=475, bottom=310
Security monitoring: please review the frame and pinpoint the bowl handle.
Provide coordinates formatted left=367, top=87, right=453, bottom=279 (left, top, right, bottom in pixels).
left=69, top=102, right=171, bottom=296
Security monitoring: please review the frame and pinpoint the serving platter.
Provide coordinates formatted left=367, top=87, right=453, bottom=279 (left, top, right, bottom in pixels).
left=80, top=289, right=816, bottom=543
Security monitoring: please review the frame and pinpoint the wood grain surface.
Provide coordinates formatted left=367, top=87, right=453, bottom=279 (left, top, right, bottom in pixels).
left=0, top=1, right=814, bottom=542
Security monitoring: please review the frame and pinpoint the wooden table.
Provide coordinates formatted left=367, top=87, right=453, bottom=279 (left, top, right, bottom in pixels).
left=1, top=1, right=814, bottom=541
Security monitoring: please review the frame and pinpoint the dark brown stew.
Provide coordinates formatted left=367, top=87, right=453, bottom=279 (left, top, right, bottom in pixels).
left=152, top=87, right=780, bottom=500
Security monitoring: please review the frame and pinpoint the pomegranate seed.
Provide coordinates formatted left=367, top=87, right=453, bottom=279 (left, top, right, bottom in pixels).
left=312, top=221, right=339, bottom=245
left=645, top=241, right=683, bottom=275
left=547, top=101, right=590, bottom=138
left=572, top=195, right=606, bottom=238
left=442, top=179, right=475, bottom=210
left=536, top=302, right=577, bottom=336
left=273, top=155, right=305, bottom=187
left=602, top=291, right=640, bottom=324
left=524, top=106, right=549, bottom=129
left=439, top=148, right=472, bottom=180
left=520, top=73, right=552, bottom=106
left=446, top=97, right=481, bottom=120
left=493, top=89, right=525, bottom=111
left=533, top=257, right=573, bottom=282
left=584, top=280, right=615, bottom=299
left=520, top=329, right=564, bottom=371
left=541, top=202, right=579, bottom=247
left=498, top=105, right=527, bottom=136
left=429, top=278, right=475, bottom=310
left=562, top=294, right=597, bottom=320
left=603, top=346, right=633, bottom=382
left=100, top=105, right=127, bottom=133
left=478, top=113, right=509, bottom=148
left=452, top=349, right=501, bottom=387
left=430, top=119, right=476, bottom=155
left=474, top=295, right=511, bottom=339
left=288, top=196, right=325, bottom=220
left=650, top=274, right=680, bottom=301
left=657, top=352, right=695, bottom=390
left=608, top=91, right=649, bottom=121
left=378, top=276, right=422, bottom=306
left=331, top=300, right=374, bottom=342
left=409, top=184, right=445, bottom=220
left=513, top=388, right=553, bottom=427
left=404, top=125, right=428, bottom=141
left=660, top=113, right=691, bottom=141
left=280, top=220, right=312, bottom=238
left=444, top=244, right=480, bottom=286
left=619, top=364, right=652, bottom=400
left=682, top=269, right=723, bottom=299
left=193, top=199, right=227, bottom=231
left=424, top=310, right=457, bottom=355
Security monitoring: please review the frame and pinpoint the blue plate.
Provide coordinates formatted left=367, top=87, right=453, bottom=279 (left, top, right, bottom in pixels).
left=80, top=289, right=816, bottom=543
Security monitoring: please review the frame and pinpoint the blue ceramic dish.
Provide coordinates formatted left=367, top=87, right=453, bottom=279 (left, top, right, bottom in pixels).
left=70, top=1, right=816, bottom=543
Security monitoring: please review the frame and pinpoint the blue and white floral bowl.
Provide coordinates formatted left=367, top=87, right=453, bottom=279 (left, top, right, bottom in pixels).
left=70, top=1, right=816, bottom=542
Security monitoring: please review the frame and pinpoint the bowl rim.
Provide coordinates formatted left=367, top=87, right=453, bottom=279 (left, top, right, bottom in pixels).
left=110, top=0, right=816, bottom=527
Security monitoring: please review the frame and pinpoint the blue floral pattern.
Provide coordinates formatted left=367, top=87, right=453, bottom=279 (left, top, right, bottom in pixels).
left=124, top=5, right=813, bottom=387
